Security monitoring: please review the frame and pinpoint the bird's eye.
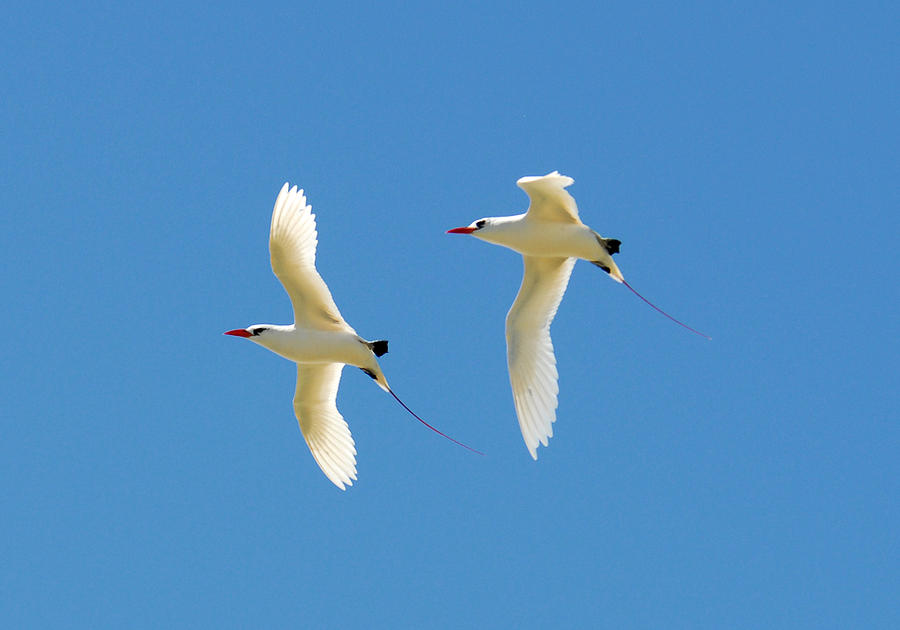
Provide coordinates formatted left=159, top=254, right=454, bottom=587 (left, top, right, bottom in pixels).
left=475, top=220, right=486, bottom=229
left=251, top=327, right=265, bottom=336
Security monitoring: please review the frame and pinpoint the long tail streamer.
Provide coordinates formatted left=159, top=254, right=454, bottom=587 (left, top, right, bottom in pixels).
left=621, top=279, right=711, bottom=340
left=389, top=389, right=484, bottom=455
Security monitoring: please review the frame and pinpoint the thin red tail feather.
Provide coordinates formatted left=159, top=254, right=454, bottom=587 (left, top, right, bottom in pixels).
left=622, top=280, right=711, bottom=340
left=389, top=389, right=484, bottom=455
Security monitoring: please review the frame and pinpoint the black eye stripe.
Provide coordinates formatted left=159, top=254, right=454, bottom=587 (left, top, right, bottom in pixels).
left=475, top=220, right=486, bottom=228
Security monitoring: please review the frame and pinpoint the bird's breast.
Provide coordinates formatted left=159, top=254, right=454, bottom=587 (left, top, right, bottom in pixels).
left=265, top=330, right=368, bottom=365
left=490, top=222, right=601, bottom=259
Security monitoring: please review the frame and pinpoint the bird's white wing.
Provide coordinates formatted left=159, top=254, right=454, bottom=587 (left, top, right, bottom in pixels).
left=506, top=255, right=576, bottom=459
left=516, top=171, right=581, bottom=224
left=293, top=363, right=358, bottom=490
left=269, top=183, right=355, bottom=333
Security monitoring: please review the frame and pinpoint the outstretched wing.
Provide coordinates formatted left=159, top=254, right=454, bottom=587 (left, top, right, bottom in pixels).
left=269, top=183, right=355, bottom=333
left=293, top=363, right=358, bottom=489
left=516, top=171, right=581, bottom=224
left=506, top=255, right=576, bottom=458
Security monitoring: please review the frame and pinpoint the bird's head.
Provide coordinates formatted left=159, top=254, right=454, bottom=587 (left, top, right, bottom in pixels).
left=224, top=325, right=270, bottom=342
left=446, top=218, right=492, bottom=237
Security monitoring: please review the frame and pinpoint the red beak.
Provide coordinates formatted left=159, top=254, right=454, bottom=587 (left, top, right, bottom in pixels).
left=447, top=227, right=476, bottom=234
left=224, top=329, right=252, bottom=338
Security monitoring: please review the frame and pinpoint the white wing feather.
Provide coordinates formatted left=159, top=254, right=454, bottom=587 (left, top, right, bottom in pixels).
left=293, top=363, right=358, bottom=490
left=506, top=255, right=576, bottom=458
left=516, top=171, right=581, bottom=224
left=269, top=183, right=355, bottom=333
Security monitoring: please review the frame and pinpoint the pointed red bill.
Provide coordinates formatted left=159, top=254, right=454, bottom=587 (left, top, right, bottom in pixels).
left=224, top=329, right=252, bottom=338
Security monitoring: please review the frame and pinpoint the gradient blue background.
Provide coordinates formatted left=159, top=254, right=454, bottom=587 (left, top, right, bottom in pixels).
left=3, top=2, right=897, bottom=628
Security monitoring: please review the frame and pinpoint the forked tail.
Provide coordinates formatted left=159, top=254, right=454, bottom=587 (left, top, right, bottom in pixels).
left=621, top=279, right=711, bottom=339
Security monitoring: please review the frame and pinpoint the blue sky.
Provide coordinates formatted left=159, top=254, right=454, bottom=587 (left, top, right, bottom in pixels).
left=2, top=2, right=898, bottom=628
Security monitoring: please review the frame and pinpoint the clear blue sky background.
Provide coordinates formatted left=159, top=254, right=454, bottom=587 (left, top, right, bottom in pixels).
left=2, top=2, right=897, bottom=628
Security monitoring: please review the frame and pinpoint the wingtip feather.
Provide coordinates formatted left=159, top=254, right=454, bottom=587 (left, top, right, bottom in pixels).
left=516, top=171, right=575, bottom=188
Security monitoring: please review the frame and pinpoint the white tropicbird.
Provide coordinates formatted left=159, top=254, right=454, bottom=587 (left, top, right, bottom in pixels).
left=448, top=171, right=708, bottom=459
left=227, top=183, right=479, bottom=490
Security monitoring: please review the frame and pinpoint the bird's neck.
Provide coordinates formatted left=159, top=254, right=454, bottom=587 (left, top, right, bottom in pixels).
left=475, top=214, right=527, bottom=248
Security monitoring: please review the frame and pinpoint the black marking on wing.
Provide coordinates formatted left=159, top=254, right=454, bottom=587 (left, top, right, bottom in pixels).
left=592, top=231, right=621, bottom=256
left=604, top=238, right=621, bottom=255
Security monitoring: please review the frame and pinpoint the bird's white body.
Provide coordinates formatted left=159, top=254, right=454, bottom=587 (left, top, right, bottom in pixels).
left=471, top=213, right=616, bottom=263
left=251, top=324, right=384, bottom=374
left=228, top=184, right=480, bottom=487
left=449, top=171, right=625, bottom=459
left=226, top=183, right=390, bottom=490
